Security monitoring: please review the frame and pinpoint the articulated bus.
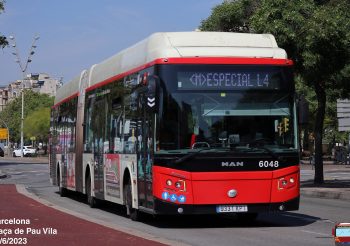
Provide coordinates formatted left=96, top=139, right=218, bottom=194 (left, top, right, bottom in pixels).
left=49, top=32, right=300, bottom=220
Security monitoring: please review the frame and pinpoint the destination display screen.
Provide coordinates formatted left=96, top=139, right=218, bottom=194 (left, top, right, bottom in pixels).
left=177, top=70, right=281, bottom=91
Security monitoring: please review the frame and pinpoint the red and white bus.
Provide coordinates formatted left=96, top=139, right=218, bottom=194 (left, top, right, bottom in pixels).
left=50, top=32, right=300, bottom=220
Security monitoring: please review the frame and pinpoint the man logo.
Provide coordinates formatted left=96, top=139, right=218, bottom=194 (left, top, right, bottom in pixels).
left=221, top=161, right=244, bottom=167
left=227, top=189, right=237, bottom=198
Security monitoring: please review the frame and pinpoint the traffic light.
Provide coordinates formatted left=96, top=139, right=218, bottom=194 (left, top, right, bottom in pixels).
left=283, top=118, right=290, bottom=132
left=278, top=122, right=283, bottom=136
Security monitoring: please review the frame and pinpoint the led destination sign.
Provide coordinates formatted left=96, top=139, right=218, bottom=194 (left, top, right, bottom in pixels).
left=177, top=70, right=280, bottom=91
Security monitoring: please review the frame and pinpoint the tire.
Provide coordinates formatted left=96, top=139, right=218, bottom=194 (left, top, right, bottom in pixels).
left=59, top=183, right=67, bottom=197
left=86, top=174, right=97, bottom=208
left=57, top=168, right=67, bottom=197
left=124, top=181, right=140, bottom=221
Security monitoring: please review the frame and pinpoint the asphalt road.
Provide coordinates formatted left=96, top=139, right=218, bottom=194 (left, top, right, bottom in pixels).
left=1, top=160, right=349, bottom=246
left=301, top=169, right=350, bottom=182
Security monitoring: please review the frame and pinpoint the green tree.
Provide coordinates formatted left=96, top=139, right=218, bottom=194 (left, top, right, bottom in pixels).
left=252, top=0, right=350, bottom=184
left=24, top=107, right=51, bottom=145
left=199, top=0, right=259, bottom=33
left=0, top=0, right=8, bottom=48
left=201, top=0, right=350, bottom=184
left=0, top=91, right=54, bottom=143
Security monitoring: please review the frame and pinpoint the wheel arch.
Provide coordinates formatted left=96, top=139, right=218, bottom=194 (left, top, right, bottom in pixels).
left=122, top=168, right=132, bottom=203
left=56, top=161, right=61, bottom=186
left=84, top=163, right=93, bottom=194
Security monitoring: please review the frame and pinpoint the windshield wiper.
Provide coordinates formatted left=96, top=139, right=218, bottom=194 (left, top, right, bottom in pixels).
left=250, top=146, right=285, bottom=161
left=172, top=149, right=208, bottom=164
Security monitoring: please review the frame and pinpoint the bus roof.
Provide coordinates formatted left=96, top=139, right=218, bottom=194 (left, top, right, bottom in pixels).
left=55, top=31, right=288, bottom=105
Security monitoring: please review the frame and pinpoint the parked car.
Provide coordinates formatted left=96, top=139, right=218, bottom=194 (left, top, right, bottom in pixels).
left=13, top=146, right=37, bottom=157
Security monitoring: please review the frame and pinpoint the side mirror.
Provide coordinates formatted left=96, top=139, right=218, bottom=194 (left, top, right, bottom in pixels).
left=145, top=75, right=159, bottom=113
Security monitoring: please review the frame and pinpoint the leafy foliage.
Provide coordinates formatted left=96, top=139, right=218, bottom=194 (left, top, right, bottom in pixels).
left=302, top=1, right=350, bottom=85
left=24, top=107, right=50, bottom=143
left=250, top=0, right=315, bottom=72
left=0, top=90, right=54, bottom=143
left=258, top=0, right=349, bottom=184
left=201, top=0, right=350, bottom=184
left=199, top=0, right=260, bottom=33
left=0, top=0, right=8, bottom=49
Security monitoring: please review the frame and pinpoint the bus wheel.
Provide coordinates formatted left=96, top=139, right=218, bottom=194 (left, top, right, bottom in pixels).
left=86, top=174, right=97, bottom=208
left=124, top=181, right=140, bottom=221
left=57, top=169, right=67, bottom=197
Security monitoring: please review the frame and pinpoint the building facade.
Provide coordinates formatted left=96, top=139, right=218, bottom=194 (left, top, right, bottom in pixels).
left=0, top=73, right=62, bottom=112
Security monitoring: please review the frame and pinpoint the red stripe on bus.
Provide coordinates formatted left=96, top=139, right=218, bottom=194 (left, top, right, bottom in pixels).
left=52, top=92, right=79, bottom=108
left=159, top=57, right=294, bottom=65
left=85, top=59, right=160, bottom=93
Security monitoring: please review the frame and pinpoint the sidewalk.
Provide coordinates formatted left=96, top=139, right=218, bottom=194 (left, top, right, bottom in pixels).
left=300, top=161, right=350, bottom=201
left=0, top=184, right=166, bottom=246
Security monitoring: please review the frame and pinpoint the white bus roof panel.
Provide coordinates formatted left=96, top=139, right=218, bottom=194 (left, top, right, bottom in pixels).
left=55, top=75, right=79, bottom=104
left=90, top=32, right=286, bottom=87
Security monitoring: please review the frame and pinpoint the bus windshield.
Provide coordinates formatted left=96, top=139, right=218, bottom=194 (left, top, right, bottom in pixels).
left=157, top=64, right=296, bottom=154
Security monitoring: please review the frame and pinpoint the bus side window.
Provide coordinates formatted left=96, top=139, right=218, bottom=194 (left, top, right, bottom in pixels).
left=84, top=98, right=94, bottom=153
left=91, top=97, right=108, bottom=154
left=110, top=97, right=123, bottom=154
left=123, top=89, right=138, bottom=154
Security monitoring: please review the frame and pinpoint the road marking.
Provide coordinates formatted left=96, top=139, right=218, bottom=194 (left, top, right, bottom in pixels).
left=301, top=230, right=330, bottom=237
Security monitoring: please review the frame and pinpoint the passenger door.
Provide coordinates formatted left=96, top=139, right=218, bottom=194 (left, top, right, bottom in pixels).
left=137, top=89, right=155, bottom=209
left=91, top=97, right=106, bottom=198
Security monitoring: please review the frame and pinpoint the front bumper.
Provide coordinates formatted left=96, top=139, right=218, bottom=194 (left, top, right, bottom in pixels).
left=153, top=196, right=299, bottom=215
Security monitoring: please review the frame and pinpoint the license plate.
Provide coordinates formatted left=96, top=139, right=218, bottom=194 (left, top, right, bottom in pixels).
left=216, top=205, right=248, bottom=213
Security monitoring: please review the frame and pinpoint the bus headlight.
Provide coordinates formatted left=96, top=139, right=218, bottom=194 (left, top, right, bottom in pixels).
left=164, top=178, right=186, bottom=191
left=278, top=174, right=297, bottom=190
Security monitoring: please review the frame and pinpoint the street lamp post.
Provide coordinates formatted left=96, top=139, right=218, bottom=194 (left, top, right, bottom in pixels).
left=8, top=34, right=39, bottom=157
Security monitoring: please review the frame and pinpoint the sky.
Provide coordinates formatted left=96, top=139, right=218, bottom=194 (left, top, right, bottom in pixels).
left=0, top=0, right=222, bottom=85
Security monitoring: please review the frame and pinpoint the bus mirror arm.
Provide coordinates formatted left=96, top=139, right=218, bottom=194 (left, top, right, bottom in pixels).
left=146, top=75, right=159, bottom=95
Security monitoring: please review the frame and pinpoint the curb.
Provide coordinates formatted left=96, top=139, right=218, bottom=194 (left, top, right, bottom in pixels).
left=301, top=188, right=350, bottom=201
left=0, top=156, right=48, bottom=164
left=0, top=170, right=6, bottom=179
